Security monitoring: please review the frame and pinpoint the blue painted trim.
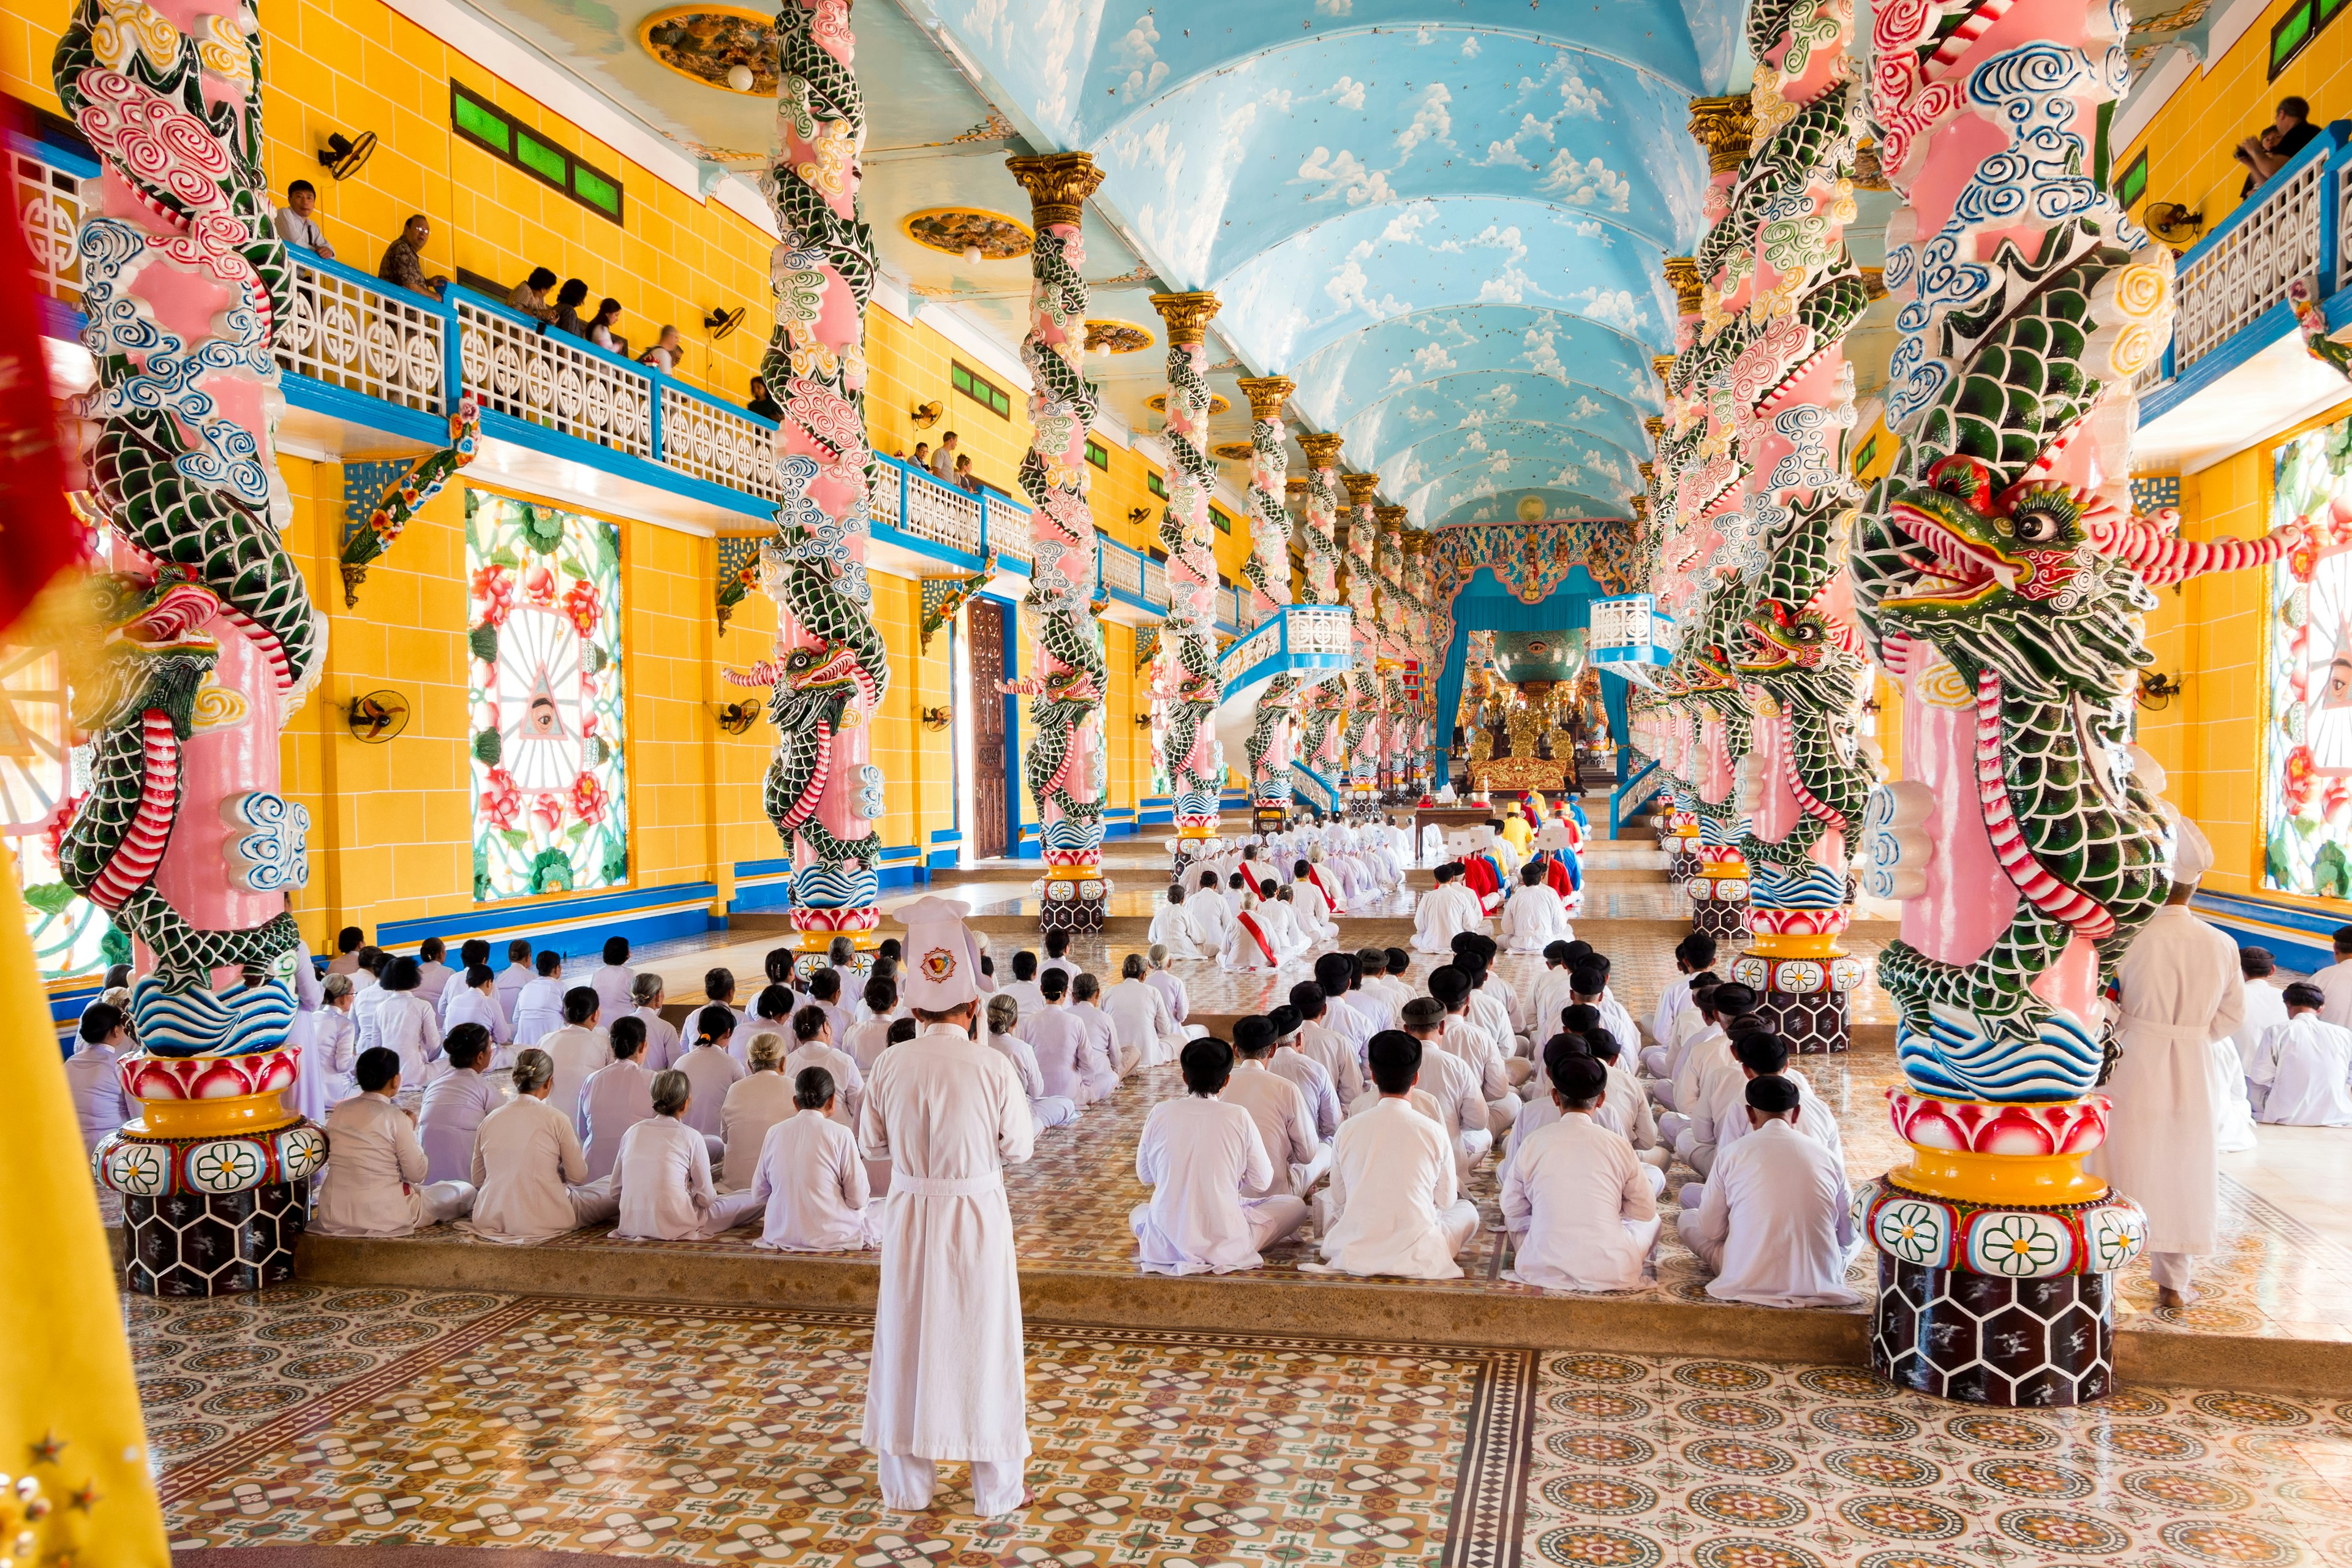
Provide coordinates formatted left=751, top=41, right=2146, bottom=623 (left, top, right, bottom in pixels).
left=1610, top=758, right=1661, bottom=837
left=473, top=408, right=773, bottom=521
left=873, top=519, right=984, bottom=572
left=928, top=829, right=964, bottom=843
left=926, top=849, right=960, bottom=870
left=377, top=880, right=718, bottom=945
left=735, top=856, right=795, bottom=879
left=9, top=126, right=99, bottom=177
left=2138, top=301, right=2295, bottom=426
left=284, top=375, right=448, bottom=448
left=2190, top=888, right=2350, bottom=938
left=1138, top=806, right=1174, bottom=824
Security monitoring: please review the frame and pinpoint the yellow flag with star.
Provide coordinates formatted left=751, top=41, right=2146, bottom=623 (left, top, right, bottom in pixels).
left=0, top=850, right=169, bottom=1564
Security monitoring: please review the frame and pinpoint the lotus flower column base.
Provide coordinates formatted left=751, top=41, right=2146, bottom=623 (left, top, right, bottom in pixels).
left=1692, top=848, right=1749, bottom=940
left=1665, top=813, right=1700, bottom=885
left=1857, top=1088, right=2147, bottom=1406
left=1735, top=918, right=1866, bottom=1054
left=93, top=1044, right=327, bottom=1297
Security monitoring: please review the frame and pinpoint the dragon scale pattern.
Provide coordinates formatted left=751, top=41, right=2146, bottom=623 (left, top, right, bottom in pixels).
left=1242, top=400, right=1296, bottom=808
left=1150, top=312, right=1224, bottom=845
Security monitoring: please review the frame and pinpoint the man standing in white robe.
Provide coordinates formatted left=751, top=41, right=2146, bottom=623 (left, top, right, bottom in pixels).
left=1499, top=862, right=1573, bottom=954
left=858, top=897, right=1035, bottom=1517
left=2086, top=821, right=2241, bottom=1310
left=1411, top=865, right=1486, bottom=954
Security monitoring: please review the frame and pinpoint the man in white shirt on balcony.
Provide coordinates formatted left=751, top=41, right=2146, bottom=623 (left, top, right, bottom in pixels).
left=273, top=179, right=334, bottom=260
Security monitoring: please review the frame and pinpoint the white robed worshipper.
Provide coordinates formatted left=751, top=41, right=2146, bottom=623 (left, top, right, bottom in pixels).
left=1267, top=1007, right=1343, bottom=1140
left=1260, top=888, right=1317, bottom=963
left=493, top=940, right=535, bottom=1021
left=412, top=939, right=455, bottom=1006
left=996, top=954, right=1046, bottom=1026
left=629, top=975, right=684, bottom=1071
left=1105, top=955, right=1186, bottom=1069
left=65, top=1001, right=137, bottom=1158
left=984, top=995, right=1078, bottom=1129
left=752, top=1071, right=882, bottom=1251
left=858, top=897, right=1036, bottom=1517
left=417, top=1027, right=503, bottom=1185
left=538, top=987, right=613, bottom=1134
left=580, top=1018, right=662, bottom=1182
left=1679, top=1076, right=1861, bottom=1308
left=1411, top=865, right=1486, bottom=953
left=1420, top=821, right=1446, bottom=867
left=612, top=1069, right=766, bottom=1240
left=1219, top=900, right=1288, bottom=973
left=311, top=1047, right=477, bottom=1236
left=1293, top=986, right=1366, bottom=1106
left=443, top=965, right=514, bottom=1052
left=1148, top=886, right=1207, bottom=959
left=718, top=1033, right=801, bottom=1193
left=1291, top=860, right=1343, bottom=940
left=2086, top=815, right=2242, bottom=1307
left=303, top=976, right=361, bottom=1113
left=2245, top=982, right=2352, bottom=1126
left=511, top=955, right=567, bottom=1046
left=676, top=1006, right=749, bottom=1141
left=2313, top=927, right=2352, bottom=1028
left=462, top=1049, right=619, bottom=1243
left=589, top=937, right=638, bottom=1023
left=1501, top=1055, right=1660, bottom=1292
left=1220, top=1017, right=1332, bottom=1198
left=1498, top=862, right=1574, bottom=953
left=1145, top=947, right=1210, bottom=1041
left=1131, top=1038, right=1312, bottom=1274
left=1311, top=1032, right=1482, bottom=1278
left=1645, top=936, right=1716, bottom=1074
left=782, top=1005, right=867, bottom=1131
left=375, top=958, right=443, bottom=1087
left=1028, top=971, right=1118, bottom=1103
left=1184, top=872, right=1233, bottom=954
left=2220, top=949, right=2288, bottom=1151
left=1069, top=976, right=1131, bottom=1078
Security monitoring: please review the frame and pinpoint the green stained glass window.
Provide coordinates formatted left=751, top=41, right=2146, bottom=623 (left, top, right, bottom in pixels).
left=449, top=82, right=624, bottom=225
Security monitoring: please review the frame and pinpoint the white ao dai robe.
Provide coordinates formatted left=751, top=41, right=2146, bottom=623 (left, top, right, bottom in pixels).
left=1312, top=1097, right=1478, bottom=1279
left=1411, top=883, right=1485, bottom=954
left=418, top=1067, right=501, bottom=1184
left=1131, top=1095, right=1305, bottom=1274
left=858, top=1024, right=1035, bottom=1464
left=613, top=1114, right=762, bottom=1238
left=1498, top=883, right=1572, bottom=954
left=464, top=1095, right=617, bottom=1243
left=718, top=1071, right=799, bottom=1192
left=1501, top=1112, right=1659, bottom=1291
left=1679, top=1119, right=1858, bottom=1307
left=2247, top=1013, right=2352, bottom=1126
left=312, top=1093, right=473, bottom=1235
left=580, top=1057, right=657, bottom=1181
left=1104, top=978, right=1183, bottom=1069
left=2086, top=905, right=2243, bottom=1259
left=1148, top=904, right=1205, bottom=960
left=753, top=1109, right=879, bottom=1250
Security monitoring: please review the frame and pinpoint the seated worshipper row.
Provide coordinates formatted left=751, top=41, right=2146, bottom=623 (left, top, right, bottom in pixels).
left=308, top=1020, right=896, bottom=1250
left=2240, top=980, right=2352, bottom=1126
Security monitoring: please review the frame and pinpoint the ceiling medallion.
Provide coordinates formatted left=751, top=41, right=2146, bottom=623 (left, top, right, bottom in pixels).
left=639, top=6, right=777, bottom=94
left=1516, top=494, right=1547, bottom=522
left=1148, top=393, right=1232, bottom=416
left=902, top=207, right=1035, bottom=262
left=1209, top=440, right=1254, bottom=461
left=1083, top=319, right=1154, bottom=353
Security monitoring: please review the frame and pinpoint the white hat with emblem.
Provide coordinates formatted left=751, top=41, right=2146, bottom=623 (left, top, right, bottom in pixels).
left=895, top=895, right=984, bottom=1011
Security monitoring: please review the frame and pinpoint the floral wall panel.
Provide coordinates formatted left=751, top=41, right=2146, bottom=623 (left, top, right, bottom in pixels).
left=465, top=491, right=630, bottom=902
left=2267, top=420, right=2352, bottom=899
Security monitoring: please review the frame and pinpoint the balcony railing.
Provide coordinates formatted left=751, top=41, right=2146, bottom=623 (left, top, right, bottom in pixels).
left=2139, top=125, right=2348, bottom=394
left=284, top=255, right=448, bottom=415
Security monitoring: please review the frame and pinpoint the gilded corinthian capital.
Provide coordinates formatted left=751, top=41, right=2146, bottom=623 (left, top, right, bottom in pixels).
left=1299, top=432, right=1344, bottom=470
left=1687, top=94, right=1755, bottom=174
left=1147, top=290, right=1220, bottom=345
left=1236, top=376, right=1295, bottom=421
left=1005, top=152, right=1105, bottom=227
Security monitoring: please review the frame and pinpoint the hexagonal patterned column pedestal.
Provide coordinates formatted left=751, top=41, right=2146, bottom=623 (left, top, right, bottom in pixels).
left=124, top=1183, right=312, bottom=1296
left=1872, top=1256, right=2113, bottom=1406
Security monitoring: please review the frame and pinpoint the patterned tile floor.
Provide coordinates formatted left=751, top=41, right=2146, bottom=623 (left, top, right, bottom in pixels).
left=131, top=1289, right=2352, bottom=1566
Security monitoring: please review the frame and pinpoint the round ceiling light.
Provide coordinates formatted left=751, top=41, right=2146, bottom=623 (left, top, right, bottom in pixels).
left=639, top=6, right=778, bottom=94
left=903, top=208, right=1035, bottom=263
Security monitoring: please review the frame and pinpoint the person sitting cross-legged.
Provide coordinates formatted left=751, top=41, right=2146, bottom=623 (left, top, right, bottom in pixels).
left=417, top=1023, right=500, bottom=1185
left=1221, top=1014, right=1330, bottom=1199
left=1501, top=1050, right=1660, bottom=1292
left=612, top=1069, right=766, bottom=1240
left=581, top=1015, right=662, bottom=1182
left=750, top=1066, right=881, bottom=1251
left=718, top=1031, right=800, bottom=1193
left=1678, top=1074, right=1861, bottom=1308
left=464, top=1048, right=619, bottom=1243
left=312, top=1046, right=477, bottom=1236
left=539, top=986, right=613, bottom=1135
left=1149, top=883, right=1205, bottom=960
left=1130, top=1037, right=1311, bottom=1275
left=1028, top=968, right=1118, bottom=1106
left=984, top=993, right=1078, bottom=1131
left=2246, top=980, right=2352, bottom=1125
left=676, top=1003, right=748, bottom=1143
left=783, top=1003, right=865, bottom=1130
left=1310, top=1030, right=1482, bottom=1280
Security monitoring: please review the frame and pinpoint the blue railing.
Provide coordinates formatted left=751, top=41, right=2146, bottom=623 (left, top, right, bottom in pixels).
left=2138, top=121, right=2351, bottom=412
left=1608, top=755, right=1661, bottom=840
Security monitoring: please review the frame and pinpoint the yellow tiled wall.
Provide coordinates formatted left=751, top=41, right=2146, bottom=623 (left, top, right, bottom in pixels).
left=2114, top=0, right=2352, bottom=234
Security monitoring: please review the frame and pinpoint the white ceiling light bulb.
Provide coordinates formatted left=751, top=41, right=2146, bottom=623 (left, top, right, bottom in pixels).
left=962, top=243, right=983, bottom=263
left=726, top=62, right=754, bottom=91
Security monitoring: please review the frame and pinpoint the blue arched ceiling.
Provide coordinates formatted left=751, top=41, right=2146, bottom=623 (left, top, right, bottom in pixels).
left=907, top=0, right=1733, bottom=527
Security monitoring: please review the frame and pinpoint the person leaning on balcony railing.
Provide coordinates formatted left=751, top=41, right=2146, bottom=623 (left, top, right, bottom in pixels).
left=507, top=266, right=559, bottom=323
left=273, top=179, right=334, bottom=261
left=546, top=278, right=590, bottom=339
left=748, top=375, right=782, bottom=420
left=2237, top=96, right=2320, bottom=195
left=956, top=452, right=981, bottom=494
left=378, top=214, right=448, bottom=300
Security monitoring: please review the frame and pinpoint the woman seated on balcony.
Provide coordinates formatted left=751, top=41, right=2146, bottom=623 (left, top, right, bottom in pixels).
left=588, top=297, right=628, bottom=357
left=748, top=375, right=782, bottom=420
left=508, top=266, right=559, bottom=323
left=956, top=453, right=982, bottom=494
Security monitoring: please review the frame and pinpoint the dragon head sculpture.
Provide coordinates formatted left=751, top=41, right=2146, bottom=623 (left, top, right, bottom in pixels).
left=769, top=641, right=865, bottom=730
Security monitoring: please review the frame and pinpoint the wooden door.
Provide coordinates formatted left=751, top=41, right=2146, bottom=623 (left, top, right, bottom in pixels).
left=968, top=597, right=1009, bottom=860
